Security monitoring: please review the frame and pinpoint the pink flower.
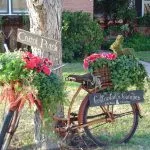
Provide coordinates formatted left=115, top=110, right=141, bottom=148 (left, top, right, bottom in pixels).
left=83, top=52, right=117, bottom=70
left=83, top=59, right=89, bottom=70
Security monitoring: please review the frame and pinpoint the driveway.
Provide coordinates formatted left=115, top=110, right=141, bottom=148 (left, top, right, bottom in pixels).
left=140, top=61, right=150, bottom=76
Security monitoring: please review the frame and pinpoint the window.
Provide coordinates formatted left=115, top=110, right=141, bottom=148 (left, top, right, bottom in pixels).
left=144, top=0, right=150, bottom=15
left=11, top=0, right=27, bottom=14
left=0, top=0, right=28, bottom=14
left=142, top=0, right=150, bottom=16
left=0, top=0, right=8, bottom=13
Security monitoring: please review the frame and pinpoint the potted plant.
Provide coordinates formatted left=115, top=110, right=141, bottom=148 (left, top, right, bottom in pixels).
left=0, top=51, right=65, bottom=119
left=83, top=50, right=148, bottom=91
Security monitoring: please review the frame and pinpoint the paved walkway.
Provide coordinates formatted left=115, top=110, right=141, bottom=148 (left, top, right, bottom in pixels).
left=140, top=61, right=150, bottom=76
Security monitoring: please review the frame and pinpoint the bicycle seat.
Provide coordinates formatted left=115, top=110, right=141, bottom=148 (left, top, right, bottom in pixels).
left=66, top=73, right=93, bottom=84
left=66, top=73, right=113, bottom=90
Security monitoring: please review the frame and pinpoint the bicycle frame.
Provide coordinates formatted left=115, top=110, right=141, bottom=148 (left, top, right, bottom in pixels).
left=54, top=83, right=142, bottom=135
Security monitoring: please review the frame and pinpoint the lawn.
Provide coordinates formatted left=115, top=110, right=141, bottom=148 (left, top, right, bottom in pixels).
left=136, top=51, right=150, bottom=62
left=0, top=61, right=150, bottom=150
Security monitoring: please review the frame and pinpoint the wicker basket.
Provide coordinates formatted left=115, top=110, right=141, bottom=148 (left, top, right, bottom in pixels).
left=93, top=66, right=111, bottom=84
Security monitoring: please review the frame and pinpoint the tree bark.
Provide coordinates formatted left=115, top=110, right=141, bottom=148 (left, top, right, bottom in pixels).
left=26, top=0, right=63, bottom=149
left=26, top=0, right=62, bottom=74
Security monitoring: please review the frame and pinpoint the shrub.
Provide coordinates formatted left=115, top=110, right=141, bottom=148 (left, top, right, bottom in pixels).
left=124, top=34, right=150, bottom=51
left=62, top=11, right=103, bottom=62
left=137, top=14, right=150, bottom=27
left=101, top=39, right=115, bottom=50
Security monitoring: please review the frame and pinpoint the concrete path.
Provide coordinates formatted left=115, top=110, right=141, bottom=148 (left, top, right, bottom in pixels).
left=140, top=61, right=150, bottom=76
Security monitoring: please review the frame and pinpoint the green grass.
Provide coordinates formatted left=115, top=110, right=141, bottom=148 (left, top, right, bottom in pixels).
left=136, top=51, right=150, bottom=62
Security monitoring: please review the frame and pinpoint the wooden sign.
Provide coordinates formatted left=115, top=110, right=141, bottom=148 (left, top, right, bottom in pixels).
left=89, top=90, right=144, bottom=107
left=17, top=29, right=60, bottom=53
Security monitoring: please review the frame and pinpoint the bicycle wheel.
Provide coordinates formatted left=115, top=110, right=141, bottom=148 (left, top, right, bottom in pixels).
left=83, top=100, right=139, bottom=146
left=0, top=110, right=19, bottom=150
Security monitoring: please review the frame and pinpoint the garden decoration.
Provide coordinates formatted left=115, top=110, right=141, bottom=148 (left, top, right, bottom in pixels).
left=0, top=51, right=147, bottom=149
left=0, top=51, right=65, bottom=118
left=110, top=35, right=134, bottom=56
left=83, top=51, right=147, bottom=91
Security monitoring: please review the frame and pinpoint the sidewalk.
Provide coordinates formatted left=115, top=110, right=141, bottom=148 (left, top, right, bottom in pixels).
left=140, top=61, right=150, bottom=76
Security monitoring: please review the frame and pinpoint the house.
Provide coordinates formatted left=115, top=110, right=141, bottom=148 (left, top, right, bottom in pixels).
left=1, top=0, right=149, bottom=16
left=0, top=0, right=149, bottom=50
left=136, top=0, right=150, bottom=16
left=63, top=0, right=93, bottom=14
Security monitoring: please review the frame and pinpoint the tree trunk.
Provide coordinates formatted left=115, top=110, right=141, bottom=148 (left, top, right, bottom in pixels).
left=26, top=0, right=62, bottom=74
left=26, top=0, right=63, bottom=149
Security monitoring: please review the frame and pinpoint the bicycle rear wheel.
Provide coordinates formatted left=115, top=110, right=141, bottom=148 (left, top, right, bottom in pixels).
left=0, top=110, right=19, bottom=150
left=83, top=100, right=138, bottom=146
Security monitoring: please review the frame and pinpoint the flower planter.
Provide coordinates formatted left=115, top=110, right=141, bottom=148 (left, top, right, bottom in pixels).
left=83, top=52, right=148, bottom=92
left=93, top=66, right=111, bottom=84
left=0, top=51, right=65, bottom=119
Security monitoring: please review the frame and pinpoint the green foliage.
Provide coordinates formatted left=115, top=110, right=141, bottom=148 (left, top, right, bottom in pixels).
left=89, top=55, right=148, bottom=91
left=0, top=16, right=4, bottom=29
left=94, top=0, right=137, bottom=22
left=137, top=14, right=150, bottom=27
left=101, top=39, right=114, bottom=50
left=62, top=11, right=103, bottom=62
left=22, top=15, right=30, bottom=25
left=102, top=33, right=150, bottom=52
left=124, top=34, right=150, bottom=51
left=32, top=73, right=65, bottom=119
left=117, top=7, right=137, bottom=22
left=0, top=52, right=65, bottom=120
left=0, top=52, right=29, bottom=83
left=109, top=56, right=147, bottom=91
left=103, top=25, right=122, bottom=37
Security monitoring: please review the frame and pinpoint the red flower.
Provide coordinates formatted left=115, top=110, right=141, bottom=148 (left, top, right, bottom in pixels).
left=42, top=65, right=51, bottom=75
left=43, top=58, right=53, bottom=67
left=25, top=61, right=37, bottom=69
left=24, top=52, right=34, bottom=58
left=22, top=52, right=53, bottom=76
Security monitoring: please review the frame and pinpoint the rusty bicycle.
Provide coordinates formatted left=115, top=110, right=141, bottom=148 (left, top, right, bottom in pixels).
left=0, top=67, right=143, bottom=149
left=54, top=69, right=143, bottom=147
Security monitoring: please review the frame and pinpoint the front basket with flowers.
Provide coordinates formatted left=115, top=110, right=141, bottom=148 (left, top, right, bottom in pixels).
left=0, top=51, right=65, bottom=119
left=83, top=52, right=148, bottom=91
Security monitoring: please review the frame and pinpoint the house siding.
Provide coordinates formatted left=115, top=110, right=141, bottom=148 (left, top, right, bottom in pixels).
left=63, top=0, right=93, bottom=14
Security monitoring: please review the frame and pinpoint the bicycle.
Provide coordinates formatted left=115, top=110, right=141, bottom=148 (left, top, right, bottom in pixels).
left=0, top=67, right=143, bottom=149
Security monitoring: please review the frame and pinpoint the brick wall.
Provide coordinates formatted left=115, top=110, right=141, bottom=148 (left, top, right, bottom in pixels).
left=63, top=0, right=93, bottom=14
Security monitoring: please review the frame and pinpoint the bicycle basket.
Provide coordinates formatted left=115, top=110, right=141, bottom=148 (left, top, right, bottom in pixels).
left=92, top=66, right=112, bottom=87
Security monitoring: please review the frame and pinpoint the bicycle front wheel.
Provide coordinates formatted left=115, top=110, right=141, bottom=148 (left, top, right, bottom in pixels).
left=83, top=100, right=139, bottom=146
left=0, top=110, right=19, bottom=150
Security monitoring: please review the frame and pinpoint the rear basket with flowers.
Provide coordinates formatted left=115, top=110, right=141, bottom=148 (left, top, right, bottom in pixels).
left=83, top=52, right=148, bottom=91
left=0, top=51, right=65, bottom=119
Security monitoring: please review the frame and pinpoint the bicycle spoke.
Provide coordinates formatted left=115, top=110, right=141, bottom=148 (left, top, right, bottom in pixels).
left=83, top=103, right=138, bottom=146
left=113, top=111, right=134, bottom=118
